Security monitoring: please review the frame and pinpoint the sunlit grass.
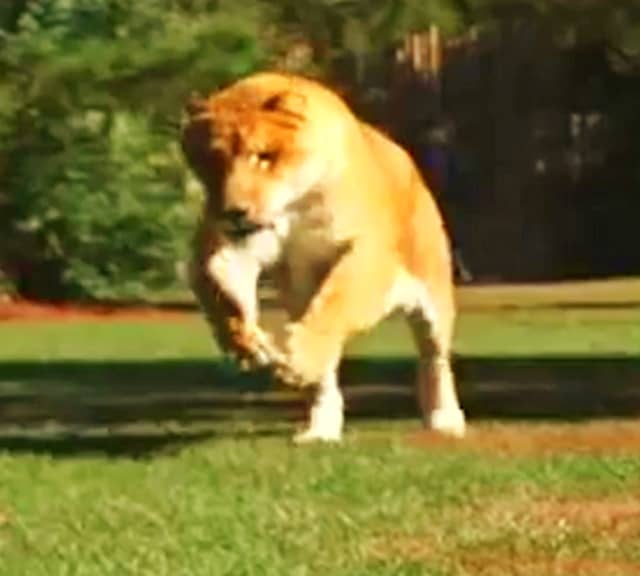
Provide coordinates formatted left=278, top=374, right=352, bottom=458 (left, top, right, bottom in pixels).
left=1, top=289, right=640, bottom=574
left=2, top=305, right=640, bottom=361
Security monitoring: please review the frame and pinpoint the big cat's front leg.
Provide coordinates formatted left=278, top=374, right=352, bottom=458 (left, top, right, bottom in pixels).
left=274, top=245, right=397, bottom=388
left=191, top=221, right=285, bottom=371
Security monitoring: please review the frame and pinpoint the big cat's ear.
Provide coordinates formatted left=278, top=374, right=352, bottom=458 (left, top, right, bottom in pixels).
left=262, top=92, right=286, bottom=112
left=261, top=91, right=306, bottom=119
left=184, top=92, right=210, bottom=119
left=180, top=94, right=214, bottom=164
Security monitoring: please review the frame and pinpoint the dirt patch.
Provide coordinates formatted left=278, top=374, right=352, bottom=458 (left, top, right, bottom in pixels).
left=467, top=492, right=640, bottom=539
left=369, top=534, right=436, bottom=564
left=528, top=497, right=640, bottom=538
left=406, top=421, right=640, bottom=456
left=370, top=491, right=640, bottom=573
left=531, top=498, right=640, bottom=530
left=455, top=552, right=640, bottom=576
left=0, top=299, right=194, bottom=323
left=369, top=535, right=640, bottom=575
left=370, top=443, right=640, bottom=575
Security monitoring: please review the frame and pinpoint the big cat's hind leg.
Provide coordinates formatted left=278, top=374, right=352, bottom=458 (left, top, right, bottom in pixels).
left=409, top=301, right=465, bottom=437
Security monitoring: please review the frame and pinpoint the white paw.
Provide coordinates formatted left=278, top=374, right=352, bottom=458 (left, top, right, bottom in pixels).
left=424, top=408, right=466, bottom=438
left=292, top=428, right=342, bottom=445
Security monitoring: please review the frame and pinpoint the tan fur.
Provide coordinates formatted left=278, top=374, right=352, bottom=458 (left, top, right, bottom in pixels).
left=182, top=72, right=465, bottom=441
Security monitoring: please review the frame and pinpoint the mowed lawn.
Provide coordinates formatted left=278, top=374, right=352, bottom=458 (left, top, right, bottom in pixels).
left=1, top=284, right=640, bottom=575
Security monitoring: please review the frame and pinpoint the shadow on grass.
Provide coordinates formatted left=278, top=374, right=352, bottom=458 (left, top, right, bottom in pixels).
left=0, top=356, right=639, bottom=457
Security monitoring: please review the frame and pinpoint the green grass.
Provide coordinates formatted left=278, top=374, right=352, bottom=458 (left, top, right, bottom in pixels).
left=350, top=307, right=640, bottom=358
left=2, top=432, right=640, bottom=576
left=2, top=306, right=640, bottom=361
left=1, top=301, right=640, bottom=575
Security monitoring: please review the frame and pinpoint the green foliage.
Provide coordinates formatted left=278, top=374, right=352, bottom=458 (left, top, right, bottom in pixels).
left=0, top=0, right=268, bottom=300
left=10, top=112, right=195, bottom=300
left=0, top=0, right=639, bottom=299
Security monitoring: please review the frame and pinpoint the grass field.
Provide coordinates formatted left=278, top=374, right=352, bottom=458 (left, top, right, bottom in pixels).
left=1, top=284, right=640, bottom=575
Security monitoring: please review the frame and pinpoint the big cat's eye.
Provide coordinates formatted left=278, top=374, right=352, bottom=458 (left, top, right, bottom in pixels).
left=249, top=149, right=278, bottom=170
left=259, top=150, right=278, bottom=163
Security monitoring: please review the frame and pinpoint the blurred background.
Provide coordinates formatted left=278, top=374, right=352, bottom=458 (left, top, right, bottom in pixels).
left=1, top=0, right=639, bottom=304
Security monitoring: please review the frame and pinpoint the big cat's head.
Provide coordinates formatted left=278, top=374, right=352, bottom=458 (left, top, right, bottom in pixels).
left=181, top=73, right=351, bottom=239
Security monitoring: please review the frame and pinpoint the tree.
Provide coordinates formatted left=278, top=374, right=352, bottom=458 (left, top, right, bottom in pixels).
left=0, top=0, right=270, bottom=300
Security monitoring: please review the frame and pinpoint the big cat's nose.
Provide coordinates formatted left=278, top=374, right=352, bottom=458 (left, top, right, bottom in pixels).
left=221, top=207, right=249, bottom=224
left=220, top=206, right=264, bottom=239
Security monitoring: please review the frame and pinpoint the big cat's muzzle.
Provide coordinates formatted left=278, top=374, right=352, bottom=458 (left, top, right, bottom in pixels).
left=219, top=207, right=270, bottom=240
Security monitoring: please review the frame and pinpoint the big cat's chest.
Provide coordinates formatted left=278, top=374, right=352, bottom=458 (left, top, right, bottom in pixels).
left=283, top=191, right=343, bottom=265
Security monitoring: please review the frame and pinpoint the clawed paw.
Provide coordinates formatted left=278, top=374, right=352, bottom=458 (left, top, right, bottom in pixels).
left=220, top=319, right=332, bottom=389
left=224, top=319, right=284, bottom=371
left=272, top=359, right=308, bottom=388
left=292, top=428, right=342, bottom=444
